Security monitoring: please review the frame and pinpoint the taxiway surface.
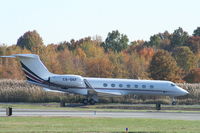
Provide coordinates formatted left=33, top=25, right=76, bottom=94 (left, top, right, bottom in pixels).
left=0, top=109, right=200, bottom=120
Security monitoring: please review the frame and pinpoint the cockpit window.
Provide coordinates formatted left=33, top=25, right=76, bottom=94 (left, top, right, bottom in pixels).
left=171, top=83, right=176, bottom=87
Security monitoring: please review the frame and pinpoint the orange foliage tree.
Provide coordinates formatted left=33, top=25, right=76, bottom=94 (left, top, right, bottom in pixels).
left=85, top=57, right=113, bottom=78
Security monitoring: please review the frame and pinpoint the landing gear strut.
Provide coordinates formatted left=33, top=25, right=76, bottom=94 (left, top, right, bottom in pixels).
left=156, top=103, right=161, bottom=110
left=172, top=97, right=176, bottom=105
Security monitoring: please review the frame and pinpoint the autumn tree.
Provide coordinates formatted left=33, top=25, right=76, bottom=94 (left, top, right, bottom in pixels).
left=101, top=30, right=129, bottom=53
left=85, top=57, right=113, bottom=77
left=58, top=37, right=94, bottom=51
left=80, top=39, right=104, bottom=58
left=186, top=36, right=200, bottom=53
left=127, top=40, right=145, bottom=54
left=17, top=30, right=44, bottom=51
left=39, top=44, right=62, bottom=74
left=125, top=53, right=149, bottom=79
left=170, top=27, right=189, bottom=49
left=0, top=45, right=30, bottom=79
left=183, top=68, right=200, bottom=83
left=172, top=46, right=197, bottom=73
left=193, top=27, right=200, bottom=36
left=149, top=35, right=162, bottom=48
left=108, top=52, right=128, bottom=78
left=149, top=50, right=181, bottom=82
left=148, top=31, right=171, bottom=49
left=57, top=49, right=85, bottom=75
left=137, top=48, right=154, bottom=59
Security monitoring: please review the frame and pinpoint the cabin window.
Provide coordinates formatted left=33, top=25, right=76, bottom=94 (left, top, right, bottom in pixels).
left=135, top=85, right=138, bottom=88
left=111, top=84, right=115, bottom=87
left=119, top=84, right=123, bottom=87
left=142, top=85, right=146, bottom=88
left=127, top=84, right=131, bottom=88
left=150, top=85, right=154, bottom=88
left=103, top=83, right=108, bottom=87
left=171, top=83, right=175, bottom=87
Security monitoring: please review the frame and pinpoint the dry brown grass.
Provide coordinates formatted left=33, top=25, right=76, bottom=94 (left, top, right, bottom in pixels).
left=0, top=79, right=81, bottom=103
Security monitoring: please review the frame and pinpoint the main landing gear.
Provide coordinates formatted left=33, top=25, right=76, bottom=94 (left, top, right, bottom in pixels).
left=82, top=96, right=98, bottom=105
left=82, top=99, right=96, bottom=105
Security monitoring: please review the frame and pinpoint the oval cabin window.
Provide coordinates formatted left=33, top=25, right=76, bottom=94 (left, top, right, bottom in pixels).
left=111, top=84, right=115, bottom=87
left=103, top=83, right=107, bottom=87
left=142, top=85, right=146, bottom=88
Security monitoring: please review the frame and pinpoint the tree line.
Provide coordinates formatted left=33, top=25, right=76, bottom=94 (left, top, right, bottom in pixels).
left=0, top=27, right=200, bottom=83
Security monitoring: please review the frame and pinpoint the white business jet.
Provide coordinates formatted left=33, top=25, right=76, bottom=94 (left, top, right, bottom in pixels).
left=1, top=54, right=188, bottom=105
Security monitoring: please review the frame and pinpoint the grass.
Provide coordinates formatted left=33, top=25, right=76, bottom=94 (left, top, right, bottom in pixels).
left=0, top=117, right=200, bottom=133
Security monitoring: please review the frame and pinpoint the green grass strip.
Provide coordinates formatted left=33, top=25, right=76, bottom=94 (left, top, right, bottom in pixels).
left=0, top=117, right=200, bottom=133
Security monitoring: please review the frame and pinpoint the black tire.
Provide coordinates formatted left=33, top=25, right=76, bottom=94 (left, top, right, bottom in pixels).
left=172, top=101, right=176, bottom=105
left=89, top=99, right=96, bottom=105
left=83, top=99, right=88, bottom=105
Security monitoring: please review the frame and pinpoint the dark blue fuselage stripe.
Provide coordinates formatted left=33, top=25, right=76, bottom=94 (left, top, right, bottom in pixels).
left=24, top=71, right=44, bottom=83
left=20, top=61, right=44, bottom=81
left=27, top=77, right=41, bottom=84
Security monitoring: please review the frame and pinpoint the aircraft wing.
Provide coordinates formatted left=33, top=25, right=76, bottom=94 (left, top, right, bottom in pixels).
left=94, top=89, right=123, bottom=96
left=42, top=88, right=65, bottom=93
left=84, top=79, right=123, bottom=96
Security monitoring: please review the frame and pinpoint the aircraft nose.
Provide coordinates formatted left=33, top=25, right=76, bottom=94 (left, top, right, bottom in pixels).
left=178, top=87, right=189, bottom=96
left=182, top=89, right=189, bottom=95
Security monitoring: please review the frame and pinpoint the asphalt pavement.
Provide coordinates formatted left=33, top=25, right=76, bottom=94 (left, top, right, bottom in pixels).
left=0, top=108, right=200, bottom=120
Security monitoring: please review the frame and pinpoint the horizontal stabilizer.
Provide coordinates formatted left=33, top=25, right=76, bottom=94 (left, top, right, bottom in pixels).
left=0, top=55, right=16, bottom=58
left=0, top=54, right=39, bottom=58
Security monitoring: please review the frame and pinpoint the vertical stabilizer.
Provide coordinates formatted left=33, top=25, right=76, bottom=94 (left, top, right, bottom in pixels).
left=1, top=54, right=52, bottom=80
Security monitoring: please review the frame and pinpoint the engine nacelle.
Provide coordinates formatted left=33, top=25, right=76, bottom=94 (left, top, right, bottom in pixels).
left=49, top=75, right=85, bottom=87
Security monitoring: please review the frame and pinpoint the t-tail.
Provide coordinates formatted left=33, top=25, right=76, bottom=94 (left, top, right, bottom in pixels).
left=0, top=54, right=53, bottom=83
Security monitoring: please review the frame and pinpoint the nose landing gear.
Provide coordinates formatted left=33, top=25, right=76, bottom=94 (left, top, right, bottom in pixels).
left=172, top=97, right=176, bottom=105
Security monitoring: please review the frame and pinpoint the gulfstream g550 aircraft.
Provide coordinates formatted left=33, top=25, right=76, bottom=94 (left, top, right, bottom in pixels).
left=1, top=54, right=188, bottom=105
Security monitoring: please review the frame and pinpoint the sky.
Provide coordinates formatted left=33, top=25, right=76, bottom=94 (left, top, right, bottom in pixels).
left=0, top=0, right=200, bottom=45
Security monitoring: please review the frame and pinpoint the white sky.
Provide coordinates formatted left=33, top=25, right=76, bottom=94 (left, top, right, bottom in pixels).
left=0, top=0, right=199, bottom=45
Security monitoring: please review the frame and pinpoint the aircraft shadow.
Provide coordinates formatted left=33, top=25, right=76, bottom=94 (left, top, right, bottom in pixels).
left=65, top=103, right=87, bottom=107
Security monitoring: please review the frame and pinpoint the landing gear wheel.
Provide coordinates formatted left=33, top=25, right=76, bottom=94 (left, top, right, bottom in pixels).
left=172, top=101, right=176, bottom=105
left=89, top=99, right=96, bottom=105
left=82, top=99, right=88, bottom=105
